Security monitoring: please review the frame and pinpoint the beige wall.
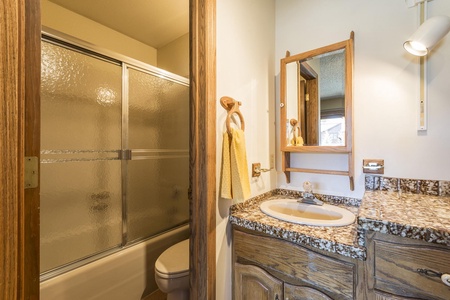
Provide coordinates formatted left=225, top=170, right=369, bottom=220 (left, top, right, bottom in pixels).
left=41, top=0, right=157, bottom=66
left=157, top=33, right=189, bottom=78
left=216, top=1, right=450, bottom=298
left=276, top=0, right=450, bottom=198
left=216, top=0, right=276, bottom=299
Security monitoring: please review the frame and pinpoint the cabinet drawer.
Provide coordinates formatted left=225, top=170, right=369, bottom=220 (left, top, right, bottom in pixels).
left=233, top=229, right=355, bottom=299
left=372, top=236, right=450, bottom=300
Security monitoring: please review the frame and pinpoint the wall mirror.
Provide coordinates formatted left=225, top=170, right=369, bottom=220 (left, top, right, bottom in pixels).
left=280, top=32, right=354, bottom=189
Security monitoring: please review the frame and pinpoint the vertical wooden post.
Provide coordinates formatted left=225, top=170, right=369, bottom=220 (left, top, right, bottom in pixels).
left=1, top=0, right=40, bottom=299
left=189, top=0, right=216, bottom=299
left=282, top=152, right=291, bottom=183
left=23, top=0, right=41, bottom=298
left=0, top=1, right=23, bottom=298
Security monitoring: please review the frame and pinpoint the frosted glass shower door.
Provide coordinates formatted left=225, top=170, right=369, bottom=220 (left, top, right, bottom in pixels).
left=126, top=67, right=189, bottom=243
left=40, top=41, right=123, bottom=273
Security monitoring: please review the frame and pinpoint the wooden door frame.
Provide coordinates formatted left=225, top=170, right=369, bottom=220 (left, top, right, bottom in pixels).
left=1, top=0, right=216, bottom=299
left=189, top=0, right=217, bottom=299
left=1, top=0, right=41, bottom=299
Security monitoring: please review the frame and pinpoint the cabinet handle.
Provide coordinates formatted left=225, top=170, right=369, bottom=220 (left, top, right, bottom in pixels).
left=442, top=274, right=450, bottom=287
left=417, top=268, right=450, bottom=287
left=417, top=268, right=443, bottom=277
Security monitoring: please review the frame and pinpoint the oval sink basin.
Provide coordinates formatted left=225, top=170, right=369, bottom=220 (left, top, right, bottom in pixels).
left=260, top=199, right=355, bottom=227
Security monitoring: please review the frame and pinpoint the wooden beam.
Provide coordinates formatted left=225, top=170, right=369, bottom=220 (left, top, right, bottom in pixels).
left=189, top=0, right=216, bottom=299
left=22, top=0, right=41, bottom=298
left=1, top=1, right=40, bottom=299
left=285, top=167, right=349, bottom=177
left=299, top=62, right=318, bottom=80
left=0, top=1, right=23, bottom=298
left=1, top=1, right=40, bottom=298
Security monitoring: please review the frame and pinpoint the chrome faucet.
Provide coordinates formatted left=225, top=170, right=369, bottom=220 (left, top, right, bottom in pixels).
left=298, top=181, right=323, bottom=206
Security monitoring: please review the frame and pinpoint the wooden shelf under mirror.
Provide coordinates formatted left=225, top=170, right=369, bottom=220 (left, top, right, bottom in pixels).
left=282, top=152, right=354, bottom=191
left=280, top=32, right=354, bottom=190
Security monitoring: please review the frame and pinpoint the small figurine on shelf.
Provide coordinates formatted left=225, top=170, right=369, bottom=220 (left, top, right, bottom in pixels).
left=289, top=119, right=304, bottom=146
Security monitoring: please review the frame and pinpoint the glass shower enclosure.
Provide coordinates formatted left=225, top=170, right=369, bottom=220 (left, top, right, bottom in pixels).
left=40, top=33, right=189, bottom=278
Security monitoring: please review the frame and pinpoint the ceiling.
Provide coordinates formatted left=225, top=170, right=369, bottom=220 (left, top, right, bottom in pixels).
left=319, top=51, right=345, bottom=100
left=48, top=0, right=189, bottom=49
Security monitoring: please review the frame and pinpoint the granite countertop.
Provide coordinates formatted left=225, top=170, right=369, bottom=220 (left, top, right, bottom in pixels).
left=229, top=183, right=450, bottom=261
left=229, top=189, right=366, bottom=260
left=358, top=190, right=450, bottom=247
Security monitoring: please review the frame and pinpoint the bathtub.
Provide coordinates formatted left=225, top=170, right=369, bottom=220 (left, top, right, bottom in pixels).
left=40, top=224, right=189, bottom=300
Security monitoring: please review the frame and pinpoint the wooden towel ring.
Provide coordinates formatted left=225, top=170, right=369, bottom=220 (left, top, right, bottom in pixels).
left=220, top=96, right=245, bottom=135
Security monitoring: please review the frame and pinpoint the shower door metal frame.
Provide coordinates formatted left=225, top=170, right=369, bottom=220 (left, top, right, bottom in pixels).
left=122, top=62, right=190, bottom=246
left=40, top=28, right=189, bottom=281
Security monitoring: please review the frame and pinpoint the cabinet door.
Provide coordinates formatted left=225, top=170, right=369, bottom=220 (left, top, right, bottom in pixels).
left=284, top=283, right=332, bottom=300
left=235, top=263, right=282, bottom=300
left=233, top=229, right=355, bottom=299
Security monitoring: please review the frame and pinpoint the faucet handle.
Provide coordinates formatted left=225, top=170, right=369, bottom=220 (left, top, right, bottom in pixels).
left=303, top=181, right=313, bottom=193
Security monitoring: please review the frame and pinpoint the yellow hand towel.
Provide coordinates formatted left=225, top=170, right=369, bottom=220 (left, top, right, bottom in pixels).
left=221, top=132, right=232, bottom=199
left=220, top=128, right=251, bottom=202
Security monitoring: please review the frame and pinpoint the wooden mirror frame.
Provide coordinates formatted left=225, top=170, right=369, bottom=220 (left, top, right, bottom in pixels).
left=280, top=33, right=354, bottom=153
left=280, top=32, right=354, bottom=190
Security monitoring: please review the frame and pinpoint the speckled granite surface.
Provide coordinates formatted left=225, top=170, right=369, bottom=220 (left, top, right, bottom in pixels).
left=229, top=189, right=366, bottom=260
left=229, top=178, right=450, bottom=261
left=365, top=175, right=450, bottom=196
left=358, top=190, right=450, bottom=247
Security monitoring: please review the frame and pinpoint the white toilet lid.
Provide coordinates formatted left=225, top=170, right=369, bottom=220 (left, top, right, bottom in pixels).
left=155, top=239, right=189, bottom=279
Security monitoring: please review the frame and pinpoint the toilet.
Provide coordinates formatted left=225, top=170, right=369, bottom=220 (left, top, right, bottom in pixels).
left=155, top=239, right=190, bottom=300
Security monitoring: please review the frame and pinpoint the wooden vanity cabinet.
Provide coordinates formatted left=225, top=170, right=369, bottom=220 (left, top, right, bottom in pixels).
left=366, top=232, right=450, bottom=300
left=233, top=228, right=366, bottom=300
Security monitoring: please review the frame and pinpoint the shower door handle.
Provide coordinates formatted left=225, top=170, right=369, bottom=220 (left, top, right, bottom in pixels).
left=119, top=149, right=132, bottom=160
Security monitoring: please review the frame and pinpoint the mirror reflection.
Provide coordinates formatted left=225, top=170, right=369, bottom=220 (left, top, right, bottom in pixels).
left=285, top=49, right=346, bottom=147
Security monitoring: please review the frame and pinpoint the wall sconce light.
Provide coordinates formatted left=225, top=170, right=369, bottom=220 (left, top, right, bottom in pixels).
left=404, top=15, right=450, bottom=56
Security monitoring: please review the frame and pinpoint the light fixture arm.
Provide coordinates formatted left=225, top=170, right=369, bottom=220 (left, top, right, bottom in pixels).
left=405, top=0, right=433, bottom=9
left=404, top=0, right=450, bottom=131
left=418, top=1, right=428, bottom=131
left=404, top=1, right=429, bottom=130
